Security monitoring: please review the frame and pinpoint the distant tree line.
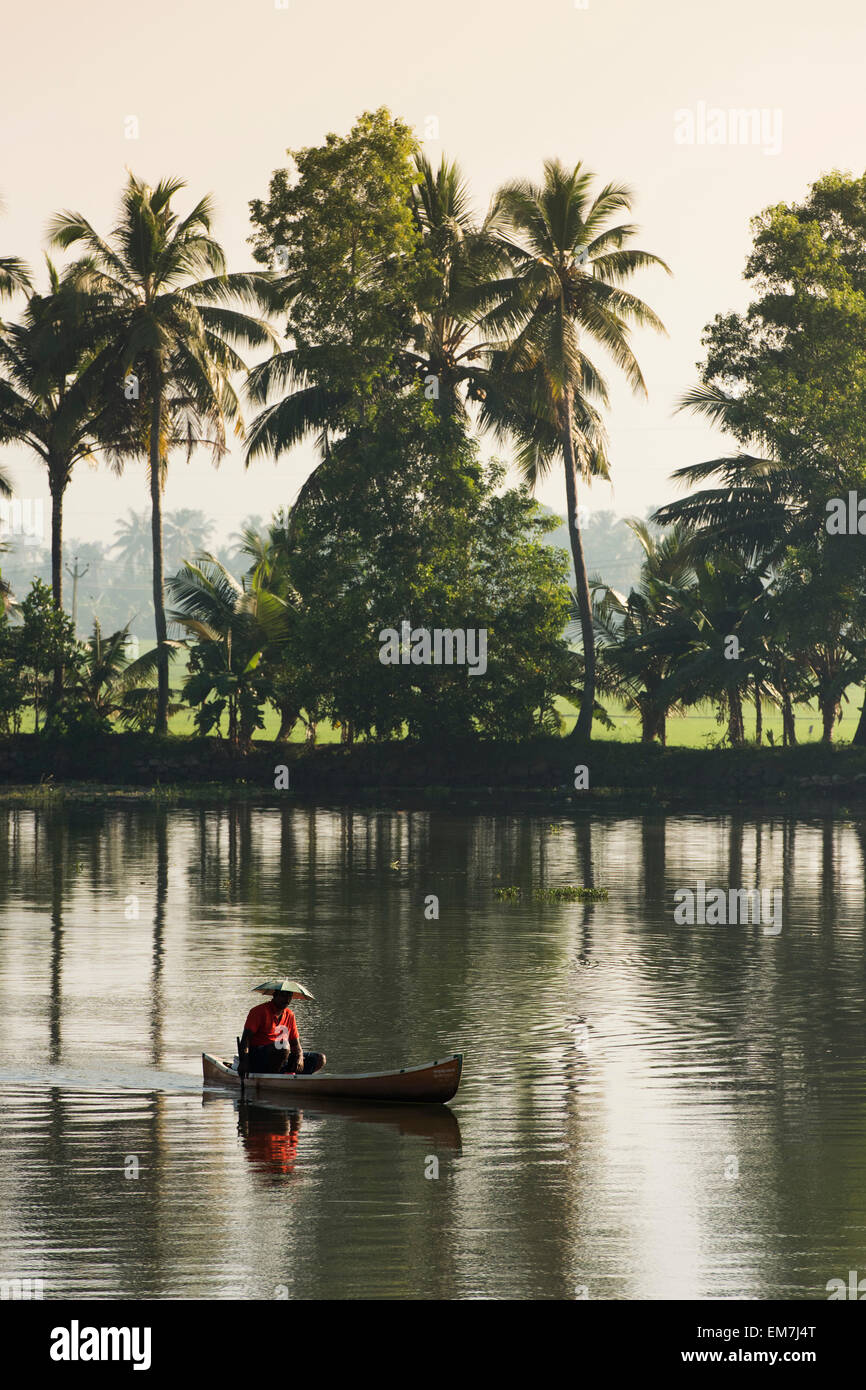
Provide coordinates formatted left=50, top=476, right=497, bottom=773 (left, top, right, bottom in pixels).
left=0, top=509, right=261, bottom=640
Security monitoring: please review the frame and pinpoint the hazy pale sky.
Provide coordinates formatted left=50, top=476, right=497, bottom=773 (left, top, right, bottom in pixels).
left=2, top=0, right=864, bottom=550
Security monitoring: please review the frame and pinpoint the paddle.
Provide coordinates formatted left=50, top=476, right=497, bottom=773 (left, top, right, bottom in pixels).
left=237, top=1036, right=245, bottom=1096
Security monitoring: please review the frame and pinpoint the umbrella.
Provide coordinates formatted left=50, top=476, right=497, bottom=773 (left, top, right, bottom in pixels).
left=252, top=979, right=315, bottom=1001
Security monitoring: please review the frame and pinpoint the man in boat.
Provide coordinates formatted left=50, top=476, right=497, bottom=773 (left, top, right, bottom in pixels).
left=238, top=979, right=326, bottom=1077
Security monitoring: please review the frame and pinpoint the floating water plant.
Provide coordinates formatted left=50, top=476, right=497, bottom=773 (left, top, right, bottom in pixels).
left=494, top=884, right=609, bottom=902
left=532, top=885, right=609, bottom=902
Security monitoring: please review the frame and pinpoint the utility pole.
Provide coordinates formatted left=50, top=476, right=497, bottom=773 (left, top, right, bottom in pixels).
left=64, top=555, right=89, bottom=635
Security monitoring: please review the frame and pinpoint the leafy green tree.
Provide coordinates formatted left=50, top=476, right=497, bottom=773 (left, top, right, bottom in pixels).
left=16, top=579, right=80, bottom=730
left=0, top=611, right=25, bottom=731
left=277, top=394, right=582, bottom=741
left=247, top=121, right=666, bottom=749
left=246, top=108, right=423, bottom=483
left=456, top=475, right=584, bottom=740
left=656, top=170, right=866, bottom=740
left=50, top=173, right=279, bottom=733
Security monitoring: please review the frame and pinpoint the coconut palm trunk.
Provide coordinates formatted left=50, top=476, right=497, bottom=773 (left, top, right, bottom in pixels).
left=149, top=370, right=170, bottom=735
left=781, top=684, right=797, bottom=746
left=48, top=465, right=64, bottom=700
left=48, top=475, right=63, bottom=612
left=562, top=388, right=595, bottom=742
left=820, top=697, right=838, bottom=743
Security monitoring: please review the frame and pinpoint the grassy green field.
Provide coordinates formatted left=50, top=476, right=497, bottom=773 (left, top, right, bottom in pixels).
left=170, top=690, right=866, bottom=747
left=563, top=697, right=863, bottom=747
left=169, top=646, right=864, bottom=746
left=20, top=642, right=862, bottom=746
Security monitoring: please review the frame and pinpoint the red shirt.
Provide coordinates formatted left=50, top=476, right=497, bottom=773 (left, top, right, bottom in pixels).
left=244, top=1001, right=300, bottom=1049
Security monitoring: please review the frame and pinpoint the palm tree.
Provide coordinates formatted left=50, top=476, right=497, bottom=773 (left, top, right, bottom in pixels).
left=592, top=521, right=693, bottom=744
left=231, top=510, right=323, bottom=742
left=0, top=266, right=126, bottom=695
left=482, top=160, right=669, bottom=742
left=0, top=256, right=30, bottom=304
left=110, top=509, right=152, bottom=574
left=49, top=173, right=279, bottom=733
left=653, top=383, right=804, bottom=562
left=0, top=197, right=31, bottom=304
left=401, top=155, right=509, bottom=419
left=79, top=620, right=138, bottom=718
left=163, top=509, right=214, bottom=574
left=167, top=554, right=290, bottom=749
left=1, top=215, right=51, bottom=631
left=655, top=383, right=866, bottom=744
left=667, top=554, right=768, bottom=747
left=77, top=618, right=170, bottom=724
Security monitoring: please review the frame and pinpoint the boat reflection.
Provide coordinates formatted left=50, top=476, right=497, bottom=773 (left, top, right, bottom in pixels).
left=203, top=1088, right=462, bottom=1174
left=238, top=1101, right=302, bottom=1176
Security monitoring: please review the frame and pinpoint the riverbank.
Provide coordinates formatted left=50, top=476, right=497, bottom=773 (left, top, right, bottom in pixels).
left=0, top=733, right=864, bottom=811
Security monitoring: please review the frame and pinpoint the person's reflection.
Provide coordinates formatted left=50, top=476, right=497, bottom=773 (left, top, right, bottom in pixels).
left=238, top=1101, right=303, bottom=1177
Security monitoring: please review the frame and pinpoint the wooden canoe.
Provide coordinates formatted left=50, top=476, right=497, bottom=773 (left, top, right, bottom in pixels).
left=202, top=1051, right=463, bottom=1104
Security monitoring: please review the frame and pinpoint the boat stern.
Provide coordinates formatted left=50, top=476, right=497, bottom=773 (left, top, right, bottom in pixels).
left=202, top=1052, right=239, bottom=1086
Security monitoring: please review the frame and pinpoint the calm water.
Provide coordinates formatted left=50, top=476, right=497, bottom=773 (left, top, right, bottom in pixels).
left=1, top=802, right=865, bottom=1300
